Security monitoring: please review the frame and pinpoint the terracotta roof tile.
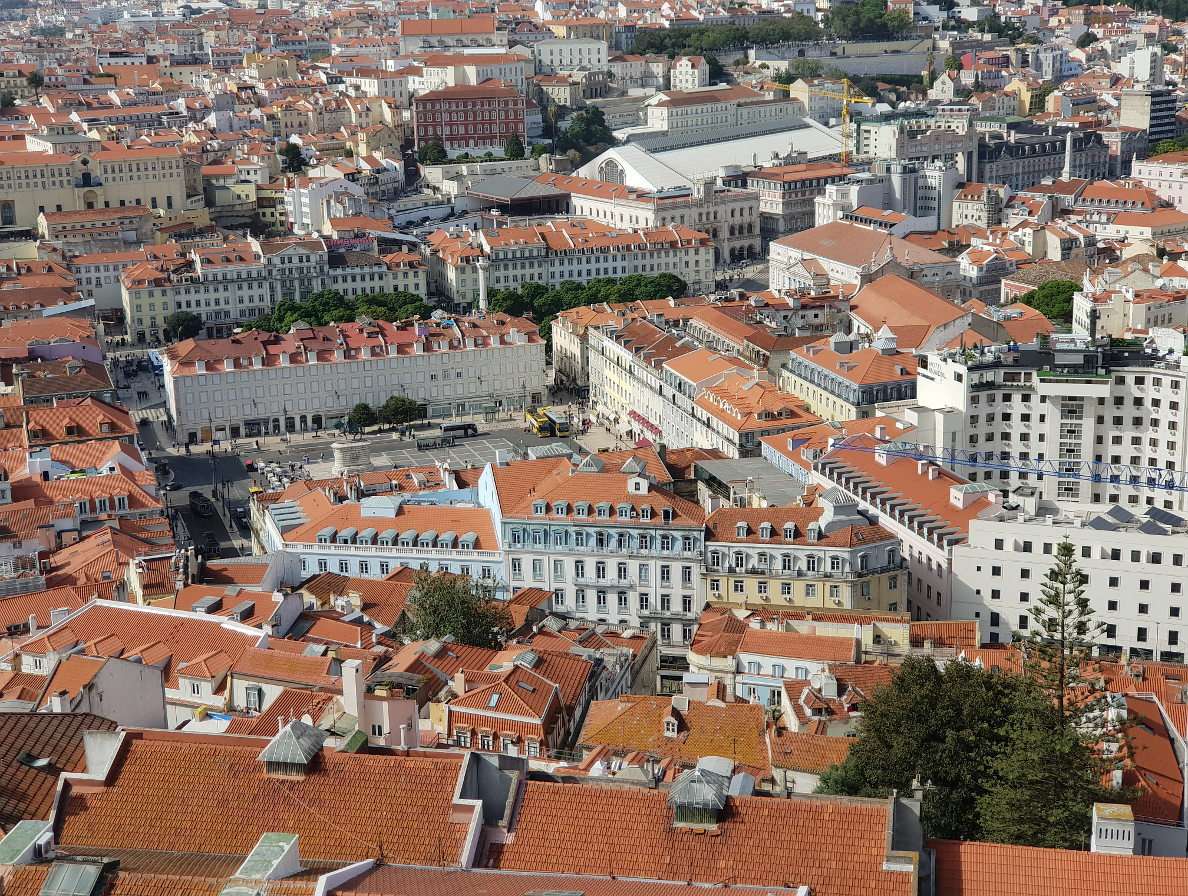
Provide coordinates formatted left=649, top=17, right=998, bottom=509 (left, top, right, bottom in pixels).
left=58, top=731, right=471, bottom=864
left=0, top=711, right=116, bottom=830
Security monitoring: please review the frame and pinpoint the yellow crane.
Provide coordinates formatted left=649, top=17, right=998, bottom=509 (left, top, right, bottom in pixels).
left=809, top=78, right=874, bottom=167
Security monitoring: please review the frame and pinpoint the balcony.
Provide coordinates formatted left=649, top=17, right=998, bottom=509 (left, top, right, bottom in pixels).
left=574, top=575, right=634, bottom=587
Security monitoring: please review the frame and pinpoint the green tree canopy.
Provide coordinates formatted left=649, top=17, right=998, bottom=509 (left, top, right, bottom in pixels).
left=826, top=0, right=913, bottom=39
left=417, top=140, right=448, bottom=165
left=280, top=142, right=305, bottom=173
left=164, top=310, right=203, bottom=341
left=403, top=571, right=513, bottom=648
left=485, top=273, right=687, bottom=355
left=379, top=395, right=424, bottom=425
left=816, top=656, right=1031, bottom=840
left=25, top=71, right=43, bottom=98
left=503, top=134, right=525, bottom=160
left=347, top=402, right=376, bottom=429
left=1076, top=30, right=1099, bottom=48
left=1019, top=279, right=1078, bottom=325
left=252, top=289, right=431, bottom=333
left=978, top=699, right=1113, bottom=849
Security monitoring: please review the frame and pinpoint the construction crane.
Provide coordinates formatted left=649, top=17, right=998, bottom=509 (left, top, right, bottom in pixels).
left=827, top=435, right=1188, bottom=494
left=809, top=78, right=874, bottom=167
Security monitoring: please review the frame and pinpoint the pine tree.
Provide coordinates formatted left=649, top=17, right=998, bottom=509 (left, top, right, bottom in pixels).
left=978, top=696, right=1109, bottom=850
left=1021, top=537, right=1104, bottom=731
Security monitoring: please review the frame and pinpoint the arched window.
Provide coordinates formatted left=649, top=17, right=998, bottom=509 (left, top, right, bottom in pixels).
left=599, top=159, right=625, bottom=185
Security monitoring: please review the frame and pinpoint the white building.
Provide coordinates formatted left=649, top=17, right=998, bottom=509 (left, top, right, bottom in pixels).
left=479, top=452, right=706, bottom=691
left=670, top=56, right=709, bottom=91
left=257, top=490, right=508, bottom=594
left=952, top=492, right=1188, bottom=661
left=530, top=38, right=609, bottom=74
left=905, top=338, right=1188, bottom=514
left=1132, top=153, right=1188, bottom=213
left=283, top=176, right=368, bottom=235
left=535, top=172, right=761, bottom=263
left=424, top=218, right=713, bottom=309
left=162, top=313, right=545, bottom=442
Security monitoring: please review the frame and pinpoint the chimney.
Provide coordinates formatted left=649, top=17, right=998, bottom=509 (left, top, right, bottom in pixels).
left=49, top=690, right=69, bottom=713
left=341, top=658, right=365, bottom=724
left=27, top=613, right=37, bottom=634
left=874, top=424, right=887, bottom=440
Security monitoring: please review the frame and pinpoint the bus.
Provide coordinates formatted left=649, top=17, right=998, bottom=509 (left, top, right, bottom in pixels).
left=147, top=350, right=164, bottom=376
left=440, top=422, right=478, bottom=439
left=525, top=407, right=551, bottom=436
left=543, top=408, right=571, bottom=437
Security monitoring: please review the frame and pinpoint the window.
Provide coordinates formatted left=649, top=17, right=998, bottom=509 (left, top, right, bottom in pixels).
left=190, top=681, right=201, bottom=696
left=1138, top=627, right=1148, bottom=643
left=370, top=724, right=384, bottom=737
left=457, top=731, right=470, bottom=747
left=1017, top=615, right=1029, bottom=631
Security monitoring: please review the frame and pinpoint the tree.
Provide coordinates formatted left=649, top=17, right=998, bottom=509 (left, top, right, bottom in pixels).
left=944, top=53, right=962, bottom=72
left=0, top=92, right=14, bottom=109
left=503, top=134, right=525, bottom=160
left=816, top=657, right=1030, bottom=840
left=1019, top=279, right=1078, bottom=325
left=379, top=394, right=423, bottom=425
left=1020, top=538, right=1105, bottom=731
left=978, top=696, right=1112, bottom=849
left=347, top=402, right=377, bottom=429
left=280, top=142, right=305, bottom=173
left=417, top=140, right=448, bottom=166
left=1076, top=30, right=1099, bottom=48
left=164, top=311, right=203, bottom=341
left=25, top=71, right=43, bottom=100
left=403, top=571, right=513, bottom=648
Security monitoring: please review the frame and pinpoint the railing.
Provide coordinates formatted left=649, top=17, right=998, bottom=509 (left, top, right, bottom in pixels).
left=292, top=542, right=502, bottom=561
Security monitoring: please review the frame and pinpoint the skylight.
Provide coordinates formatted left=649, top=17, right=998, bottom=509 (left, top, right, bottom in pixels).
left=487, top=693, right=500, bottom=708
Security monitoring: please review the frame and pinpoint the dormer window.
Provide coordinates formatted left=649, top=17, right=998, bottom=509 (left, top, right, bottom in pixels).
left=663, top=716, right=678, bottom=738
left=759, top=523, right=773, bottom=538
left=552, top=502, right=567, bottom=515
left=596, top=504, right=610, bottom=519
left=575, top=503, right=588, bottom=518
left=662, top=508, right=673, bottom=523
left=783, top=525, right=795, bottom=540
left=617, top=504, right=631, bottom=519
left=735, top=522, right=748, bottom=537
left=533, top=501, right=546, bottom=516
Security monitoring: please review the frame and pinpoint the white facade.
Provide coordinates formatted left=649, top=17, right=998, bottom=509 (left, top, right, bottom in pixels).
left=163, top=318, right=546, bottom=441
left=1132, top=156, right=1188, bottom=214
left=907, top=343, right=1188, bottom=513
left=952, top=498, right=1188, bottom=661
left=532, top=39, right=609, bottom=74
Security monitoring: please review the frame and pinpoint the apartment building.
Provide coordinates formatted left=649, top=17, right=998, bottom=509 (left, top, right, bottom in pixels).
left=424, top=218, right=713, bottom=309
left=535, top=172, right=760, bottom=263
left=745, top=162, right=855, bottom=242
left=257, top=489, right=507, bottom=593
left=481, top=453, right=705, bottom=691
left=702, top=494, right=904, bottom=613
left=811, top=432, right=1001, bottom=619
left=670, top=56, right=709, bottom=91
left=771, top=222, right=963, bottom=299
left=780, top=330, right=918, bottom=422
left=121, top=242, right=270, bottom=342
left=409, top=53, right=530, bottom=93
left=411, top=83, right=526, bottom=157
left=0, top=145, right=188, bottom=229
left=1132, top=151, right=1188, bottom=213
left=162, top=314, right=545, bottom=442
left=952, top=493, right=1188, bottom=661
left=531, top=38, right=609, bottom=74
left=905, top=337, right=1188, bottom=513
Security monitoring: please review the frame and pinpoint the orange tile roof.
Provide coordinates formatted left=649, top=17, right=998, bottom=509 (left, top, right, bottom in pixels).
left=36, top=653, right=106, bottom=707
left=930, top=838, right=1188, bottom=896
left=706, top=504, right=894, bottom=549
left=485, top=780, right=916, bottom=895
left=232, top=646, right=338, bottom=688
left=17, top=602, right=262, bottom=689
left=57, top=730, right=471, bottom=864
left=1121, top=694, right=1183, bottom=825
left=768, top=730, right=853, bottom=773
left=0, top=711, right=116, bottom=830
left=577, top=695, right=769, bottom=776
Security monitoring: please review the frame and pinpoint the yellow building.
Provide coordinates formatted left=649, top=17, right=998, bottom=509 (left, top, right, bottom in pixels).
left=703, top=499, right=906, bottom=615
left=0, top=146, right=188, bottom=230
